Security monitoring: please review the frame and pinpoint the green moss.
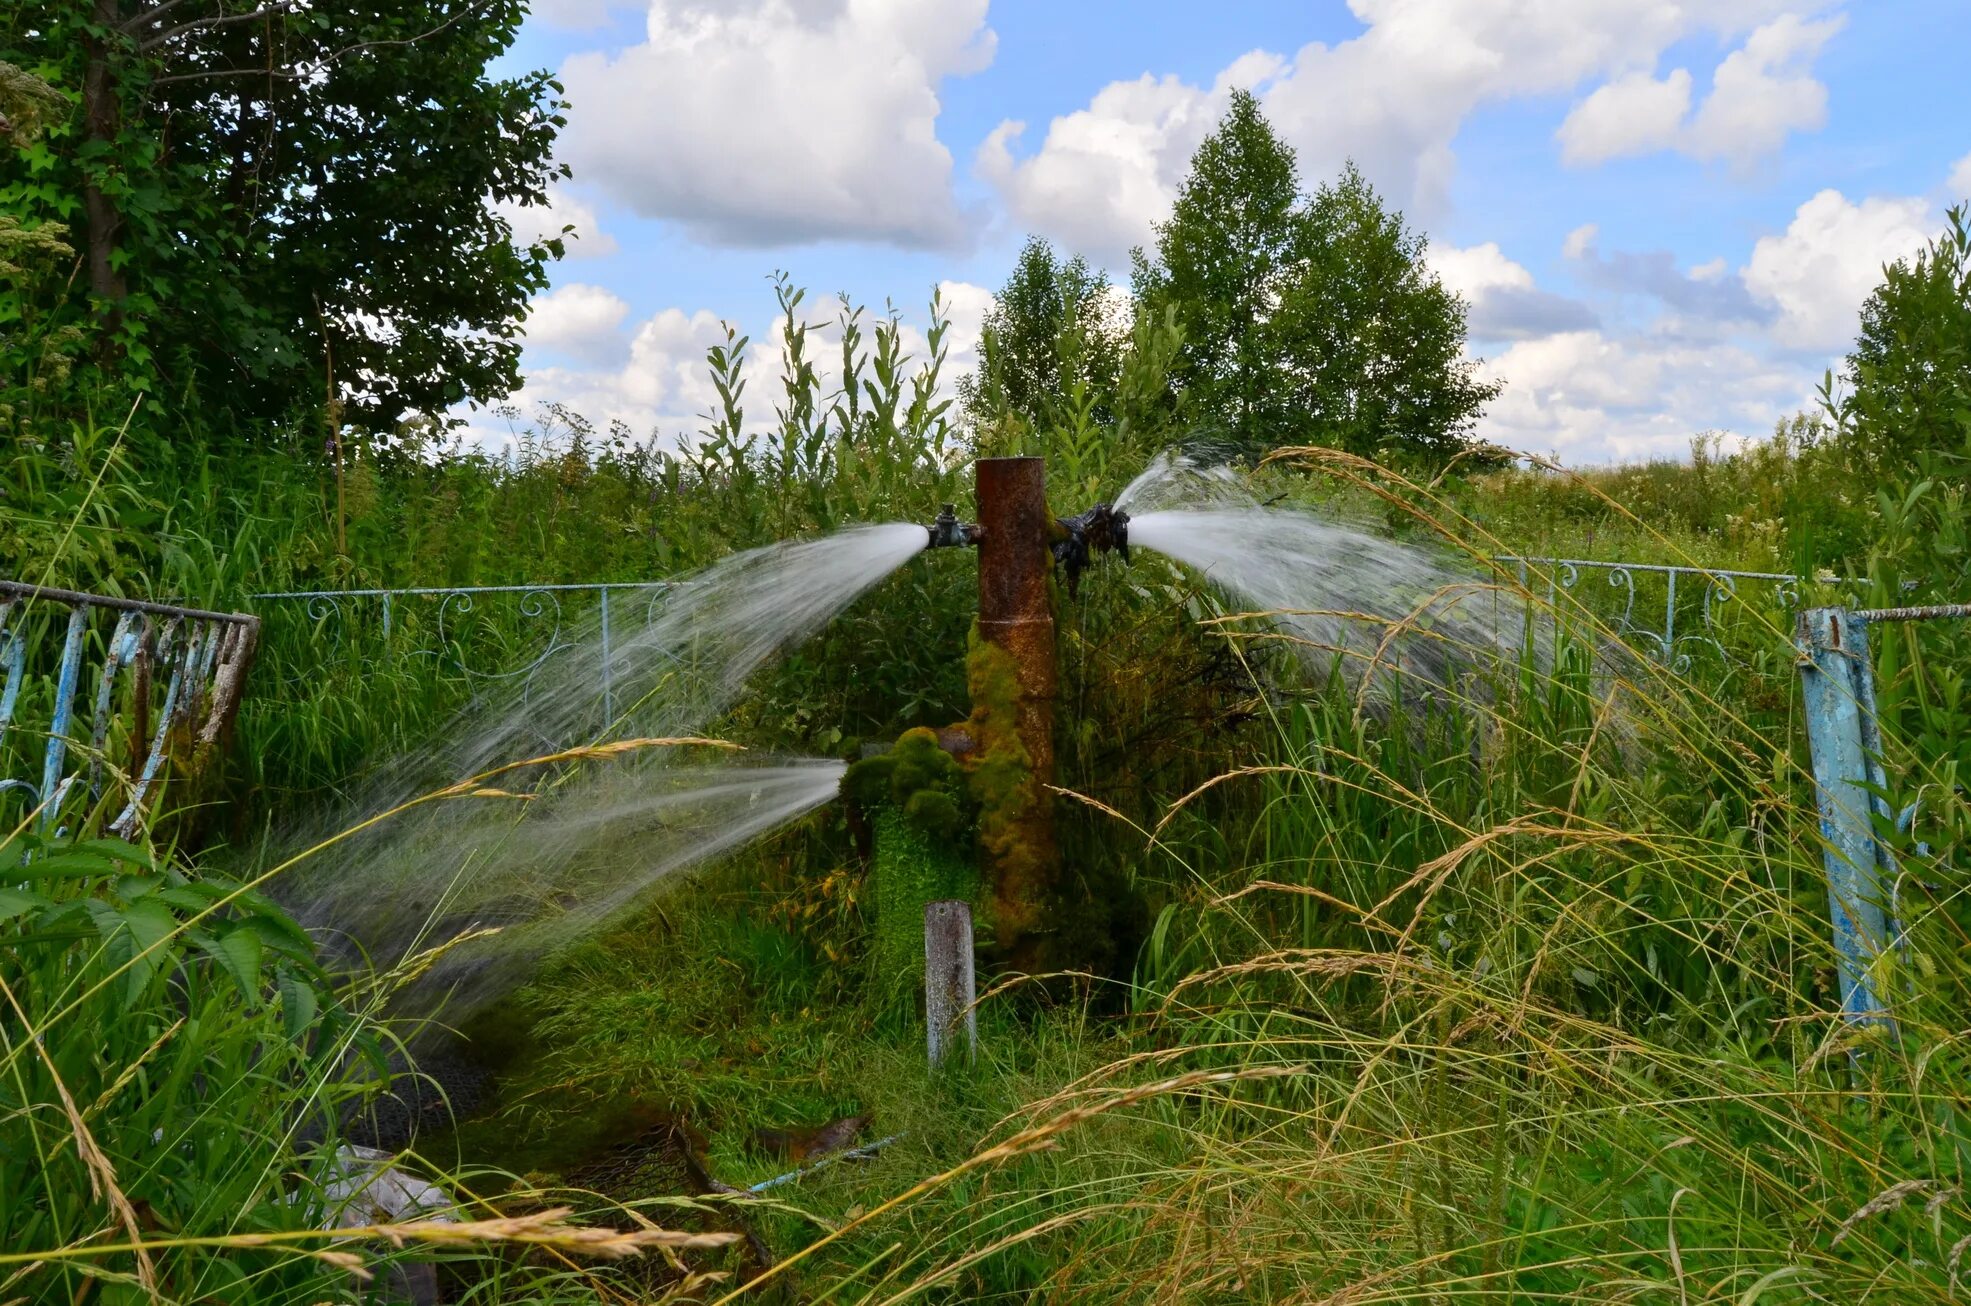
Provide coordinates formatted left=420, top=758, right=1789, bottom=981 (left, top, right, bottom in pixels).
left=840, top=751, right=896, bottom=808
left=841, top=727, right=972, bottom=840
left=964, top=626, right=1052, bottom=950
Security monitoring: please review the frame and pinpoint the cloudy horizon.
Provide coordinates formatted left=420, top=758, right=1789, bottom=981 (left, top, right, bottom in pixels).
left=474, top=0, right=1971, bottom=466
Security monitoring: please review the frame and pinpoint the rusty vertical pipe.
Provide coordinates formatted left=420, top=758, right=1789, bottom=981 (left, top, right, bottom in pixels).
left=973, top=456, right=1057, bottom=956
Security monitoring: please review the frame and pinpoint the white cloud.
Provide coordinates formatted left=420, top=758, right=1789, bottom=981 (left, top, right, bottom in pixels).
left=523, top=284, right=632, bottom=365
left=1949, top=151, right=1971, bottom=202
left=1556, top=69, right=1692, bottom=166
left=1742, top=188, right=1935, bottom=351
left=1478, top=163, right=1964, bottom=459
left=1431, top=242, right=1534, bottom=301
left=1432, top=242, right=1599, bottom=340
left=1557, top=14, right=1842, bottom=170
left=977, top=53, right=1284, bottom=264
left=498, top=186, right=619, bottom=258
left=982, top=3, right=1836, bottom=267
left=1474, top=328, right=1812, bottom=461
left=533, top=0, right=614, bottom=29
left=935, top=279, right=994, bottom=378
left=559, top=0, right=994, bottom=249
left=1684, top=14, right=1843, bottom=165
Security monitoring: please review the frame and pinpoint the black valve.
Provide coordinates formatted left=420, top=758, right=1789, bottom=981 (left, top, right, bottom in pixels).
left=1051, top=503, right=1131, bottom=596
left=925, top=504, right=982, bottom=549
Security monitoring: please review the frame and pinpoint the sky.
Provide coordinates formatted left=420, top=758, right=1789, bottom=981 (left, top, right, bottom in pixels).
left=474, top=0, right=1971, bottom=465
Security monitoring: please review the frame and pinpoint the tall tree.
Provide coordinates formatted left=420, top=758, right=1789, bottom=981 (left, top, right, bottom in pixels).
left=1839, top=204, right=1971, bottom=483
left=1281, top=163, right=1499, bottom=463
left=1131, top=89, right=1301, bottom=451
left=960, top=235, right=1123, bottom=439
left=0, top=1, right=569, bottom=435
left=1133, top=91, right=1497, bottom=463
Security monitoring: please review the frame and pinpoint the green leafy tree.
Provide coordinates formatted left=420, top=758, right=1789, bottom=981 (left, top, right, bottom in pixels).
left=1133, top=91, right=1497, bottom=463
left=0, top=1, right=568, bottom=435
left=1838, top=204, right=1971, bottom=485
left=1131, top=90, right=1301, bottom=452
left=1282, top=164, right=1500, bottom=463
left=960, top=235, right=1124, bottom=441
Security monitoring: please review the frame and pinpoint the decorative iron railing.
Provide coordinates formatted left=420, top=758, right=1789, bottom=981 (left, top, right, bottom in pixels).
left=1493, top=557, right=1804, bottom=670
left=0, top=581, right=259, bottom=835
left=250, top=581, right=680, bottom=730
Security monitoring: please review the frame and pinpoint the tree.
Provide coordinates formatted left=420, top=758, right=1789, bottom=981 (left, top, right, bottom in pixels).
left=1839, top=204, right=1971, bottom=483
left=1281, top=164, right=1499, bottom=464
left=0, top=2, right=568, bottom=435
left=960, top=235, right=1124, bottom=439
left=1131, top=89, right=1301, bottom=452
left=1133, top=91, right=1497, bottom=463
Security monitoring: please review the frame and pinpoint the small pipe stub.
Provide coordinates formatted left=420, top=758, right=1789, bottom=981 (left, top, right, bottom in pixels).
left=926, top=504, right=982, bottom=549
left=1051, top=502, right=1131, bottom=596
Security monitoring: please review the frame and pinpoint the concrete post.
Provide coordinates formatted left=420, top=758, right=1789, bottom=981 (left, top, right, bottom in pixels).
left=1794, top=606, right=1896, bottom=1026
left=924, top=899, right=977, bottom=1068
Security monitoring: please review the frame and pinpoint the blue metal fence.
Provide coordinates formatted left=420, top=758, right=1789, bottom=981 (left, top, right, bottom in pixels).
left=0, top=581, right=259, bottom=836
left=1795, top=601, right=1971, bottom=1031
left=1494, top=556, right=1803, bottom=669
left=250, top=581, right=679, bottom=730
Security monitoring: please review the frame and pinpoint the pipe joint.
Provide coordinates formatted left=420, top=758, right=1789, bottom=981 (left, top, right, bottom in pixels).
left=926, top=504, right=984, bottom=549
left=1051, top=502, right=1131, bottom=596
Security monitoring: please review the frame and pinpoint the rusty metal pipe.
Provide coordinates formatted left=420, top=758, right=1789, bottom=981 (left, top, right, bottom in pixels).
left=973, top=457, right=1057, bottom=953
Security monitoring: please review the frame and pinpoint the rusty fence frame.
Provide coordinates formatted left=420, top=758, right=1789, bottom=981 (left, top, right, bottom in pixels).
left=0, top=580, right=259, bottom=837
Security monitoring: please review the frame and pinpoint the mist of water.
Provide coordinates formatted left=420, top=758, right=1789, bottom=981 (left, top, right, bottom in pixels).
left=1116, top=453, right=1528, bottom=696
left=407, top=523, right=932, bottom=783
left=300, top=759, right=848, bottom=1015
left=279, top=525, right=927, bottom=1010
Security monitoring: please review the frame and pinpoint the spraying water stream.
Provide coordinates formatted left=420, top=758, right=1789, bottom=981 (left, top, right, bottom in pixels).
left=1115, top=453, right=1529, bottom=695
left=280, top=453, right=1527, bottom=1016
left=281, top=525, right=928, bottom=1011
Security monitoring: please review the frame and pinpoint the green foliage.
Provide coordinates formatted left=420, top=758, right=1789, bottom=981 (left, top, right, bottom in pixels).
left=1, top=1, right=565, bottom=438
left=0, top=829, right=380, bottom=1302
left=1839, top=204, right=1971, bottom=487
left=1133, top=93, right=1497, bottom=463
left=960, top=234, right=1125, bottom=441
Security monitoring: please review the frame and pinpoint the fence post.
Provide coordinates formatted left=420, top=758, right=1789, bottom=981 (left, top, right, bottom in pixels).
left=1794, top=606, right=1895, bottom=1026
left=599, top=587, right=613, bottom=728
left=924, top=899, right=976, bottom=1068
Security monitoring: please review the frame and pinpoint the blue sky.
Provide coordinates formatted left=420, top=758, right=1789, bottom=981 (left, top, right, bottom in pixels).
left=480, top=0, right=1971, bottom=464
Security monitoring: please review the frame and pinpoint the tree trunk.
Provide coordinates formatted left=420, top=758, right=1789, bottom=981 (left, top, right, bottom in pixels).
left=81, top=0, right=130, bottom=325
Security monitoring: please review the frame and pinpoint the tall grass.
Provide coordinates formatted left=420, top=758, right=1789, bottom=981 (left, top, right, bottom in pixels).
left=463, top=453, right=1970, bottom=1302
left=8, top=270, right=1968, bottom=1301
left=0, top=743, right=775, bottom=1303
